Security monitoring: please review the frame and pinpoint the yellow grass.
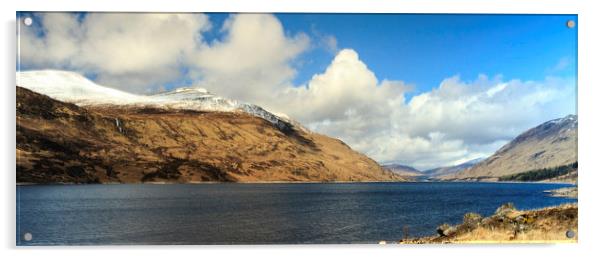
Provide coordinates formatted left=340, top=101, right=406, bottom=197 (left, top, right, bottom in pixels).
left=402, top=204, right=578, bottom=244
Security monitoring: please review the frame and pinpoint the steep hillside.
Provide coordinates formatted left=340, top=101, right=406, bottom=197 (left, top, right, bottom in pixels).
left=16, top=87, right=403, bottom=183
left=445, top=115, right=577, bottom=181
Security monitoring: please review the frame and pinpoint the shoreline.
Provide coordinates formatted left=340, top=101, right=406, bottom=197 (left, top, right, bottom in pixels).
left=545, top=186, right=578, bottom=198
left=399, top=203, right=578, bottom=244
left=436, top=179, right=577, bottom=185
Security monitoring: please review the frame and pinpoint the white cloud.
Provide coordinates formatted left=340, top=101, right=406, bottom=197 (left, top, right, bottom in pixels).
left=190, top=14, right=309, bottom=103
left=403, top=75, right=575, bottom=146
left=270, top=49, right=407, bottom=123
left=259, top=49, right=575, bottom=170
left=20, top=13, right=210, bottom=92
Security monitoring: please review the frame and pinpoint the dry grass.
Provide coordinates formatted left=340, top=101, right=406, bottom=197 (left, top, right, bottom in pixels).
left=453, top=227, right=578, bottom=243
left=403, top=203, right=578, bottom=244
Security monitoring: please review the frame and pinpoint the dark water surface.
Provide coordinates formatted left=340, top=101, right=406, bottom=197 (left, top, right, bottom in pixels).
left=16, top=182, right=576, bottom=245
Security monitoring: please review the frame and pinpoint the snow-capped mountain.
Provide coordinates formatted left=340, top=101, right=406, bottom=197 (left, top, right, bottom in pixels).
left=17, top=70, right=293, bottom=130
left=17, top=70, right=145, bottom=105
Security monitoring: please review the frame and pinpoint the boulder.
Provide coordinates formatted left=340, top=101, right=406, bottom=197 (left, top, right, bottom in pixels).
left=437, top=223, right=457, bottom=237
left=495, top=203, right=517, bottom=216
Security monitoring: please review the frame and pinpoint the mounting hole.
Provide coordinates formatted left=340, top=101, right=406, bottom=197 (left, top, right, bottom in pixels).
left=566, top=230, right=575, bottom=238
left=23, top=17, right=33, bottom=27
left=566, top=20, right=575, bottom=29
left=23, top=232, right=32, bottom=241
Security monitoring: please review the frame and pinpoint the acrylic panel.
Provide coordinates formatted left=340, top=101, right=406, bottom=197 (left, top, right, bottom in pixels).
left=16, top=12, right=578, bottom=245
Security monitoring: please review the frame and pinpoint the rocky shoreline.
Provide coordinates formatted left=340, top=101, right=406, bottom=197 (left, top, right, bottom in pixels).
left=398, top=203, right=578, bottom=244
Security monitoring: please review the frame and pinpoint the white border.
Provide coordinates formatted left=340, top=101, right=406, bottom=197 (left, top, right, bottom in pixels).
left=5, top=0, right=590, bottom=14
left=2, top=1, right=602, bottom=258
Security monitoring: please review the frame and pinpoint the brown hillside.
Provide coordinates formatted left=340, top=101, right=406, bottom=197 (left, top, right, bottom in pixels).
left=16, top=86, right=403, bottom=184
left=444, top=115, right=577, bottom=181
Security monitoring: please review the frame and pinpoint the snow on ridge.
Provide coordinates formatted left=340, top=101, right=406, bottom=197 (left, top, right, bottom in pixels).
left=17, top=70, right=145, bottom=105
left=16, top=70, right=295, bottom=129
left=546, top=114, right=577, bottom=126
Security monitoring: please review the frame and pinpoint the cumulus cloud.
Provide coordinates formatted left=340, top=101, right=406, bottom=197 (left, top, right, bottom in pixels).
left=273, top=49, right=406, bottom=121
left=191, top=14, right=309, bottom=103
left=19, top=13, right=210, bottom=92
left=402, top=75, right=575, bottom=145
left=258, top=49, right=575, bottom=169
left=18, top=13, right=577, bottom=169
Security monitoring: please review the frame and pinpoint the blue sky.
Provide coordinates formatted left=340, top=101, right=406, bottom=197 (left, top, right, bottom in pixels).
left=17, top=13, right=577, bottom=168
left=272, top=14, right=577, bottom=95
left=100, top=13, right=577, bottom=95
left=18, top=12, right=577, bottom=95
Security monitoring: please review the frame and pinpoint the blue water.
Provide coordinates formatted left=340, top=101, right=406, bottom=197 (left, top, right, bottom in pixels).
left=16, top=182, right=576, bottom=245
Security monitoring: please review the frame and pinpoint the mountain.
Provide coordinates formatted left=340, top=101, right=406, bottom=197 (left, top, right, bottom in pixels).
left=443, top=115, right=577, bottom=181
left=16, top=71, right=404, bottom=183
left=423, top=158, right=484, bottom=179
left=382, top=158, right=484, bottom=181
left=382, top=164, right=422, bottom=177
left=17, top=70, right=296, bottom=131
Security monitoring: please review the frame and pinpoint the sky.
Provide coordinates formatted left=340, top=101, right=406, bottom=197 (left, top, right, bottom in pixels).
left=16, top=12, right=577, bottom=170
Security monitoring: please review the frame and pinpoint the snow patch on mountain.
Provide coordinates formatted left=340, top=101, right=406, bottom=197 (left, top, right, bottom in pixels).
left=17, top=70, right=297, bottom=130
left=17, top=70, right=145, bottom=105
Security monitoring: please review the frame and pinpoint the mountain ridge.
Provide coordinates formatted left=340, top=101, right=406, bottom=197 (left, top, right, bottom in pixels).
left=443, top=115, right=577, bottom=181
left=17, top=70, right=298, bottom=131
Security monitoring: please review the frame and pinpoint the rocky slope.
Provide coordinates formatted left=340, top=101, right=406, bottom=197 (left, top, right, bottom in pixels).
left=444, top=115, right=577, bottom=181
left=16, top=86, right=403, bottom=183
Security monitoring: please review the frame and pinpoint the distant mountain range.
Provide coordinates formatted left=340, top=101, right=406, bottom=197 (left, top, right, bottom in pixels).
left=382, top=115, right=577, bottom=182
left=382, top=158, right=484, bottom=181
left=382, top=164, right=422, bottom=177
left=423, top=158, right=485, bottom=179
left=443, top=115, right=577, bottom=181
left=16, top=70, right=404, bottom=183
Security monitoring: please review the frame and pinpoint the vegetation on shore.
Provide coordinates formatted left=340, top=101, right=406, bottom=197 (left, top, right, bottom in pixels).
left=400, top=203, right=577, bottom=243
left=499, top=162, right=577, bottom=182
